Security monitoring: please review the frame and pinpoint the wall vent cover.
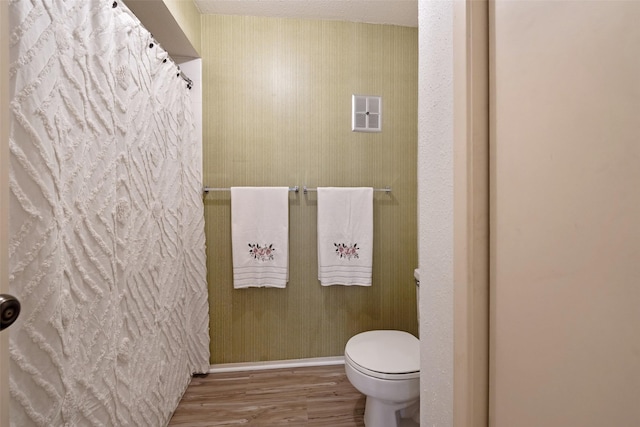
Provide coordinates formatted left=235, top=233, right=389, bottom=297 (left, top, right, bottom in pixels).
left=352, top=95, right=382, bottom=132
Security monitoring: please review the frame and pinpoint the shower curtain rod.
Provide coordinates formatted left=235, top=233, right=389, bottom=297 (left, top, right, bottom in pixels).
left=203, top=186, right=300, bottom=194
left=153, top=50, right=193, bottom=89
left=161, top=54, right=193, bottom=89
left=146, top=40, right=193, bottom=89
left=155, top=50, right=193, bottom=89
left=179, top=70, right=193, bottom=88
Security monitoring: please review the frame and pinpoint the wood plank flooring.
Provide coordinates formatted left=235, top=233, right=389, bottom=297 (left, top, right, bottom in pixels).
left=168, top=364, right=365, bottom=426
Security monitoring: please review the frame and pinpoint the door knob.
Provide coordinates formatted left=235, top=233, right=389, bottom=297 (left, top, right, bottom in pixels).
left=0, top=294, right=21, bottom=331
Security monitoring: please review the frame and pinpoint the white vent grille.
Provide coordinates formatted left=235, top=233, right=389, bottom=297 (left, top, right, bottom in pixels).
left=352, top=95, right=382, bottom=132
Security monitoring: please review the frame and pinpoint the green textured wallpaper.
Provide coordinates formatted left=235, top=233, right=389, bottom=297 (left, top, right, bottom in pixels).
left=202, top=15, right=418, bottom=364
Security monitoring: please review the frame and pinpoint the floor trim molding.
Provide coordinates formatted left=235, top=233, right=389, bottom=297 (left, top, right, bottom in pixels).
left=208, top=356, right=345, bottom=373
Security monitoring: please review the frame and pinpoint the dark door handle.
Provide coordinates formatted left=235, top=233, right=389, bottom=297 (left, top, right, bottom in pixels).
left=0, top=294, right=21, bottom=331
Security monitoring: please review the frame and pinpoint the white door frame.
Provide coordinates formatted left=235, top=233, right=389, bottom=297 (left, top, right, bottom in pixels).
left=453, top=1, right=490, bottom=426
left=420, top=0, right=490, bottom=425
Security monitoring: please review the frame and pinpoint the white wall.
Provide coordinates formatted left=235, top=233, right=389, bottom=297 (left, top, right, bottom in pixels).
left=418, top=0, right=454, bottom=425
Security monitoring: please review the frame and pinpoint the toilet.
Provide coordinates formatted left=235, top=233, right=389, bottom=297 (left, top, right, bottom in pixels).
left=344, top=270, right=421, bottom=427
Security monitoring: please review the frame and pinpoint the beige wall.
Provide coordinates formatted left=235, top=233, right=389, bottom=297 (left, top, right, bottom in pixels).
left=491, top=1, right=640, bottom=426
left=125, top=0, right=200, bottom=58
left=163, top=0, right=202, bottom=55
left=202, top=15, right=418, bottom=363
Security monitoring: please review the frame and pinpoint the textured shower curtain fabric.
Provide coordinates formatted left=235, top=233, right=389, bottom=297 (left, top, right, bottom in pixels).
left=8, top=1, right=209, bottom=426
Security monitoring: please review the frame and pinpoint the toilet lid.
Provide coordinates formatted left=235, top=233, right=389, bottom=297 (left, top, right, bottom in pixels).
left=345, top=330, right=420, bottom=379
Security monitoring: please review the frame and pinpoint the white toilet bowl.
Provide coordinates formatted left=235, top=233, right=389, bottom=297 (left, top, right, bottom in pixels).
left=344, top=330, right=420, bottom=427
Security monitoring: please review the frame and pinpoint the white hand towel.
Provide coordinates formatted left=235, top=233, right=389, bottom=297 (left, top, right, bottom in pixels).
left=231, top=187, right=289, bottom=288
left=317, top=187, right=373, bottom=286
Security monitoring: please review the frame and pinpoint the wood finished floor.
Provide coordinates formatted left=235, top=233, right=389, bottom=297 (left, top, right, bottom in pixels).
left=168, top=364, right=365, bottom=426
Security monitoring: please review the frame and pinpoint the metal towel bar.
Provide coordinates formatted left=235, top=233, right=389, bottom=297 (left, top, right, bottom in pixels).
left=302, top=186, right=392, bottom=194
left=203, top=186, right=299, bottom=194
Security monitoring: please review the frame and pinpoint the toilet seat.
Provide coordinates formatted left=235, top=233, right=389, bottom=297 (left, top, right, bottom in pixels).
left=345, top=330, right=420, bottom=381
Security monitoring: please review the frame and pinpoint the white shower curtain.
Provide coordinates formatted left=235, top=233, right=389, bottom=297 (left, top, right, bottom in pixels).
left=8, top=1, right=209, bottom=425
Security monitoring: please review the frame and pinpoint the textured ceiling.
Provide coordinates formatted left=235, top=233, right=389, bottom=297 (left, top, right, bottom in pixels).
left=193, top=0, right=418, bottom=27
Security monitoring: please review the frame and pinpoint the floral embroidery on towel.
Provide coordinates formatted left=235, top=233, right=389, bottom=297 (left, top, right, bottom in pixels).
left=334, top=243, right=359, bottom=260
left=248, top=243, right=275, bottom=261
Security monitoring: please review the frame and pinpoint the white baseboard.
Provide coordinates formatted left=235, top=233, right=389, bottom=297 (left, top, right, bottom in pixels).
left=208, top=356, right=345, bottom=374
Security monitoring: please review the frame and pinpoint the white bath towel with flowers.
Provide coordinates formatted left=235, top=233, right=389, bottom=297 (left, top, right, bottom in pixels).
left=231, top=187, right=290, bottom=288
left=317, top=187, right=373, bottom=286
